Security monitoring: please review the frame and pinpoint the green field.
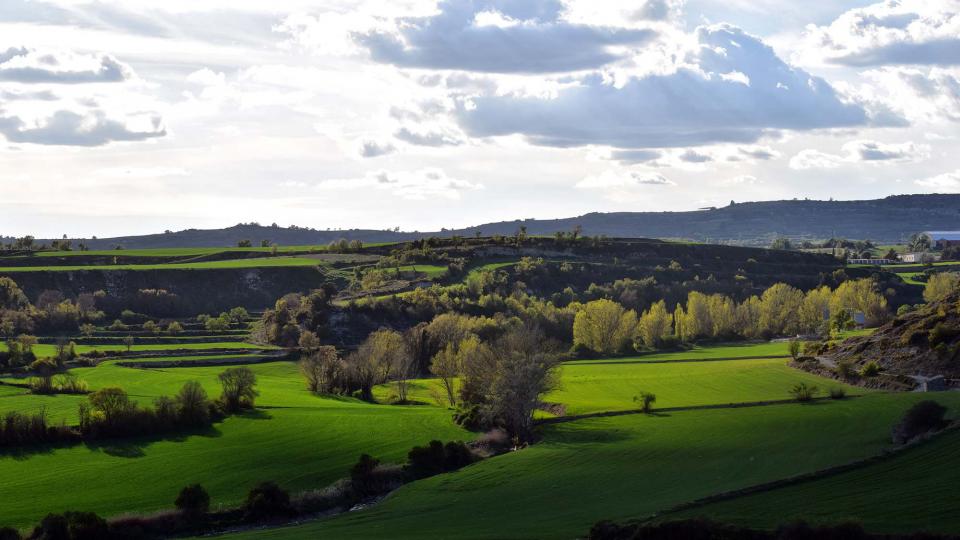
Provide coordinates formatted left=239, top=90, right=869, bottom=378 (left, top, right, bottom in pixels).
left=2, top=341, right=269, bottom=357
left=222, top=393, right=960, bottom=540
left=0, top=361, right=468, bottom=527
left=3, top=336, right=956, bottom=537
left=675, top=429, right=960, bottom=534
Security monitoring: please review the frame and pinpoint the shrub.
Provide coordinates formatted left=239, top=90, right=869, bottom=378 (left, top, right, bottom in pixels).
left=218, top=367, right=258, bottom=412
left=407, top=440, right=476, bottom=479
left=892, top=400, right=947, bottom=444
left=0, top=527, right=19, bottom=540
left=828, top=387, right=846, bottom=400
left=53, top=374, right=88, bottom=394
left=835, top=360, right=854, bottom=380
left=928, top=323, right=960, bottom=347
left=243, top=481, right=292, bottom=522
left=860, top=361, right=881, bottom=377
left=788, top=382, right=818, bottom=402
left=108, top=319, right=128, bottom=331
left=788, top=340, right=801, bottom=360
left=350, top=453, right=381, bottom=495
left=633, top=391, right=656, bottom=413
left=175, top=484, right=210, bottom=517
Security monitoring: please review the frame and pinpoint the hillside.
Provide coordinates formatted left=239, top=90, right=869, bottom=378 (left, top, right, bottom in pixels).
left=5, top=194, right=960, bottom=249
left=824, top=290, right=960, bottom=383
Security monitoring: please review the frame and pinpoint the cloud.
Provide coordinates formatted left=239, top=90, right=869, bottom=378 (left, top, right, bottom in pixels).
left=455, top=25, right=870, bottom=149
left=0, top=47, right=130, bottom=84
left=789, top=140, right=929, bottom=169
left=394, top=126, right=464, bottom=147
left=0, top=108, right=165, bottom=146
left=97, top=167, right=190, bottom=178
left=358, top=139, right=397, bottom=158
left=577, top=170, right=675, bottom=188
left=736, top=145, right=780, bottom=161
left=678, top=149, right=712, bottom=163
left=317, top=168, right=482, bottom=199
left=608, top=149, right=662, bottom=164
left=800, top=1, right=960, bottom=67
left=915, top=169, right=960, bottom=192
left=722, top=174, right=761, bottom=185
left=354, top=0, right=657, bottom=73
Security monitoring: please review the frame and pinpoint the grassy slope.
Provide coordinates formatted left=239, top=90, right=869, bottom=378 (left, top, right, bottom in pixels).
left=224, top=393, right=960, bottom=540
left=0, top=361, right=468, bottom=528
left=674, top=429, right=960, bottom=534
left=0, top=256, right=326, bottom=272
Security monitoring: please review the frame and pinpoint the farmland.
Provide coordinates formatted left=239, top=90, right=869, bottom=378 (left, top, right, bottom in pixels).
left=0, top=235, right=957, bottom=539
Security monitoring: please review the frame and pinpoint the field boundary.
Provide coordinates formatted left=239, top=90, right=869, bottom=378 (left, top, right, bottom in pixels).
left=641, top=421, right=960, bottom=524
left=536, top=396, right=861, bottom=426
left=565, top=354, right=791, bottom=366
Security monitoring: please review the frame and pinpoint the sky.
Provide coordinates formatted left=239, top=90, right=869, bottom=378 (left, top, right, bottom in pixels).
left=1, top=0, right=959, bottom=238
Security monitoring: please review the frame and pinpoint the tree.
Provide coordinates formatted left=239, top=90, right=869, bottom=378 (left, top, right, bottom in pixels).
left=237, top=239, right=252, bottom=248
left=483, top=326, right=560, bottom=441
left=88, top=387, right=133, bottom=425
left=430, top=335, right=481, bottom=407
left=788, top=340, right=801, bottom=360
left=923, top=273, right=959, bottom=303
left=830, top=278, right=889, bottom=327
left=572, top=299, right=637, bottom=355
left=0, top=277, right=28, bottom=310
left=758, top=283, right=804, bottom=336
left=167, top=321, right=184, bottom=335
left=770, top=237, right=793, bottom=250
left=350, top=329, right=413, bottom=402
left=799, top=286, right=831, bottom=334
left=123, top=335, right=135, bottom=352
left=297, top=330, right=321, bottom=352
left=218, top=367, right=258, bottom=412
left=143, top=320, right=160, bottom=334
left=908, top=232, right=931, bottom=253
left=176, top=381, right=210, bottom=425
left=299, top=346, right=342, bottom=393
left=79, top=323, right=96, bottom=337
left=637, top=300, right=672, bottom=348
left=175, top=484, right=210, bottom=517
left=228, top=307, right=250, bottom=325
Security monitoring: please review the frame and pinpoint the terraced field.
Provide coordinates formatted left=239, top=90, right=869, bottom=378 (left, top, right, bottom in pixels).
left=0, top=256, right=327, bottom=272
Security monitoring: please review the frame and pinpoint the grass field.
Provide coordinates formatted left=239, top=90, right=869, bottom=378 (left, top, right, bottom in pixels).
left=0, top=361, right=468, bottom=528
left=2, top=341, right=269, bottom=357
left=675, top=429, right=960, bottom=534
left=221, top=392, right=960, bottom=540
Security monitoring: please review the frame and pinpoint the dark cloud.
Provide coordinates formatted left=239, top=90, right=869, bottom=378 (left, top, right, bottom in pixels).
left=678, top=149, right=712, bottom=163
left=356, top=0, right=656, bottom=74
left=0, top=109, right=165, bottom=146
left=609, top=149, right=661, bottom=164
left=455, top=25, right=871, bottom=148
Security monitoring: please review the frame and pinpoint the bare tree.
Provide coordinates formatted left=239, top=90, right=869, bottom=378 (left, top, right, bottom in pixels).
left=300, top=346, right=343, bottom=393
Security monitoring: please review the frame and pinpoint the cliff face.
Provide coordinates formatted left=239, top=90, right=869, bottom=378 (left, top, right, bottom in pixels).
left=826, top=290, right=960, bottom=382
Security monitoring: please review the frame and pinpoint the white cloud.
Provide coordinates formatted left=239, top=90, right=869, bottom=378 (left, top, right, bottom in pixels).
left=97, top=167, right=190, bottom=178
left=317, top=168, right=482, bottom=199
left=789, top=140, right=929, bottom=169
left=352, top=0, right=657, bottom=74
left=799, top=0, right=960, bottom=67
left=915, top=169, right=960, bottom=192
left=577, top=170, right=675, bottom=188
left=455, top=24, right=872, bottom=149
left=0, top=46, right=130, bottom=83
left=722, top=174, right=761, bottom=185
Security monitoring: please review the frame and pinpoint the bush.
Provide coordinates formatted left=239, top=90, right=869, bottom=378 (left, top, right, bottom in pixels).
left=406, top=440, right=476, bottom=479
left=633, top=391, right=656, bottom=413
left=788, top=340, right=801, bottom=360
left=175, top=484, right=210, bottom=517
left=350, top=453, right=381, bottom=495
left=860, top=361, right=881, bottom=377
left=835, top=360, right=854, bottom=380
left=828, top=387, right=846, bottom=400
left=243, top=481, right=292, bottom=522
left=29, top=511, right=108, bottom=540
left=928, top=323, right=960, bottom=347
left=0, top=527, right=19, bottom=540
left=788, top=382, right=818, bottom=402
left=892, top=400, right=948, bottom=444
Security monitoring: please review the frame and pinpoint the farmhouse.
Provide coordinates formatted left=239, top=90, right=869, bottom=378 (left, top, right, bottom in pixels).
left=899, top=252, right=941, bottom=263
left=926, top=231, right=960, bottom=249
left=847, top=257, right=894, bottom=265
